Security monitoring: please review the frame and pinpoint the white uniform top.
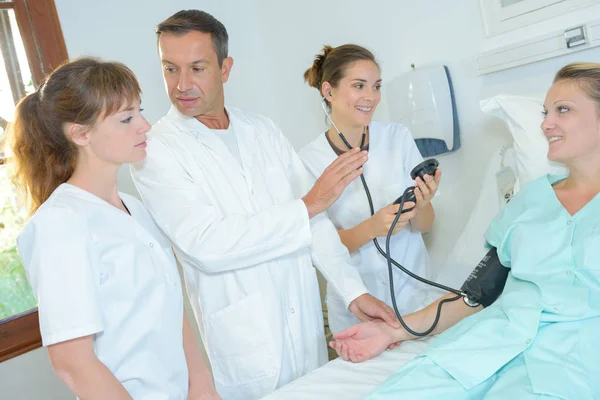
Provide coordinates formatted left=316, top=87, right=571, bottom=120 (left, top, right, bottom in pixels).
left=299, top=122, right=435, bottom=334
left=17, top=184, right=188, bottom=400
left=130, top=106, right=368, bottom=400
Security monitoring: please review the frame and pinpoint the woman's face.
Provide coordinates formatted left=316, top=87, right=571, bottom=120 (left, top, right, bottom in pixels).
left=542, top=80, right=600, bottom=164
left=79, top=99, right=151, bottom=166
left=327, top=60, right=382, bottom=129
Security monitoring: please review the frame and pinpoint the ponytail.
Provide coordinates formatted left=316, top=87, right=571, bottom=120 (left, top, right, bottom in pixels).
left=303, top=45, right=334, bottom=91
left=7, top=90, right=76, bottom=215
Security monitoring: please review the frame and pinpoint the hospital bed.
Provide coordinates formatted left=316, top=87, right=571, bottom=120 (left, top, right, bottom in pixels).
left=263, top=145, right=517, bottom=400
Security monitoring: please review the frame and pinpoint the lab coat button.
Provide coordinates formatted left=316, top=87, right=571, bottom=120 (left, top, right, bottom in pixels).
left=382, top=281, right=387, bottom=286
left=567, top=220, right=572, bottom=225
left=149, top=242, right=154, bottom=248
left=291, top=308, right=295, bottom=314
left=251, top=189, right=255, bottom=195
left=566, top=270, right=572, bottom=275
left=526, top=338, right=531, bottom=344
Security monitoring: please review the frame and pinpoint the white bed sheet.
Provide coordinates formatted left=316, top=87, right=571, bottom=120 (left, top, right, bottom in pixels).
left=261, top=338, right=432, bottom=400
left=263, top=146, right=516, bottom=400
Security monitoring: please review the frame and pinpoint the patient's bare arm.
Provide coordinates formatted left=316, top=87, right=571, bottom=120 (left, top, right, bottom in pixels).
left=392, top=293, right=482, bottom=341
left=330, top=293, right=482, bottom=363
left=330, top=246, right=509, bottom=362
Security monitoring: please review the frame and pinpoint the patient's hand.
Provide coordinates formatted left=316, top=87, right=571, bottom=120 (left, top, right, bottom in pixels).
left=329, top=321, right=397, bottom=363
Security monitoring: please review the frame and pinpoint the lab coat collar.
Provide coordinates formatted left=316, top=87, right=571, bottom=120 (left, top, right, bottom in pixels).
left=165, top=105, right=255, bottom=177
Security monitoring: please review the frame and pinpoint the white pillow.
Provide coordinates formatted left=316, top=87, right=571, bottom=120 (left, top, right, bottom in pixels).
left=480, top=95, right=568, bottom=187
left=435, top=146, right=508, bottom=291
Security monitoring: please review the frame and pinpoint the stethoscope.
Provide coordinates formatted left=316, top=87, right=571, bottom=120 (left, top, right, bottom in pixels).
left=321, top=97, right=463, bottom=336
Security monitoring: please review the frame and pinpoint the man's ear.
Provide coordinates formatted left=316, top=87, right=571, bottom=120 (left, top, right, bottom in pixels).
left=221, top=56, right=234, bottom=84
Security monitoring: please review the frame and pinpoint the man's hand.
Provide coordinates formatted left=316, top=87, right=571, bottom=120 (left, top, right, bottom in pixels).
left=302, top=149, right=368, bottom=218
left=348, top=293, right=400, bottom=329
left=329, top=320, right=397, bottom=363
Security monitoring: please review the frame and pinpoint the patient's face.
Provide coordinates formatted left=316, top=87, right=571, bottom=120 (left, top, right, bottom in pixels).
left=329, top=60, right=381, bottom=130
left=542, top=80, right=600, bottom=164
left=158, top=31, right=232, bottom=117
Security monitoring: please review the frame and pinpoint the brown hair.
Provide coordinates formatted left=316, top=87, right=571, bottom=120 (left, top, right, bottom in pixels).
left=554, top=62, right=600, bottom=108
left=156, top=10, right=229, bottom=67
left=304, top=44, right=378, bottom=106
left=6, top=57, right=141, bottom=215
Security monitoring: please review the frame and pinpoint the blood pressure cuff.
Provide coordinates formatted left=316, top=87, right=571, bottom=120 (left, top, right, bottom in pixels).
left=460, top=247, right=509, bottom=308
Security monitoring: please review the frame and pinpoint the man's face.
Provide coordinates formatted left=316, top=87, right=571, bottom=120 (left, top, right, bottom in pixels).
left=158, top=31, right=232, bottom=117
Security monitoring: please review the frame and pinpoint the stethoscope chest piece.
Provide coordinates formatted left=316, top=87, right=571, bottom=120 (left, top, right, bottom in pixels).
left=410, top=159, right=439, bottom=181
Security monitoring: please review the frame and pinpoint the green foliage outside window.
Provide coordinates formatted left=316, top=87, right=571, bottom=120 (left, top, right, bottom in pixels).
left=0, top=164, right=36, bottom=320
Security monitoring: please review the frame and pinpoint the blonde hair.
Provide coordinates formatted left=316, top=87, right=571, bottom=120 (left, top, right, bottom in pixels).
left=554, top=62, right=600, bottom=107
left=6, top=57, right=141, bottom=215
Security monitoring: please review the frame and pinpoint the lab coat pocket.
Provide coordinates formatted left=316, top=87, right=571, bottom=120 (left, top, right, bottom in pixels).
left=205, top=293, right=278, bottom=389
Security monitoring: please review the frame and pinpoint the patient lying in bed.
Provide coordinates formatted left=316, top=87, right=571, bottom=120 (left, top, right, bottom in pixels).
left=329, top=62, right=600, bottom=400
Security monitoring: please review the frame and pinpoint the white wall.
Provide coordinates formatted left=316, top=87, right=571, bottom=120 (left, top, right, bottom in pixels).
left=217, top=0, right=600, bottom=267
left=0, top=348, right=72, bottom=399
left=51, top=0, right=600, bottom=268
left=50, top=0, right=600, bottom=262
left=2, top=1, right=600, bottom=398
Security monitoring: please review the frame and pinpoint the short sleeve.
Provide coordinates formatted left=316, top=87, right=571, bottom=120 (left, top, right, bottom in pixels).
left=483, top=207, right=513, bottom=268
left=17, top=207, right=103, bottom=346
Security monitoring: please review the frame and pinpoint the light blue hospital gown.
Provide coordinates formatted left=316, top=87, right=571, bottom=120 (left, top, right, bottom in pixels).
left=367, top=174, right=600, bottom=399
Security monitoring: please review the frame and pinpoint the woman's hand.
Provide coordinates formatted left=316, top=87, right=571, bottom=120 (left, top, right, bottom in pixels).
left=414, top=168, right=441, bottom=209
left=366, top=202, right=417, bottom=238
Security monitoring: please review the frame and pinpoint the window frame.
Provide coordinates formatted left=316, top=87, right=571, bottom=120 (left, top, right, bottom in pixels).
left=0, top=0, right=68, bottom=363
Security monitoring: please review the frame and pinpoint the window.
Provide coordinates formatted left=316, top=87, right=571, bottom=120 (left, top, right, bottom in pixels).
left=0, top=0, right=67, bottom=363
left=480, top=0, right=600, bottom=36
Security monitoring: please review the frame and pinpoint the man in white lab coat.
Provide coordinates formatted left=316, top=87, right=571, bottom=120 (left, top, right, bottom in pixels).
left=131, top=10, right=399, bottom=400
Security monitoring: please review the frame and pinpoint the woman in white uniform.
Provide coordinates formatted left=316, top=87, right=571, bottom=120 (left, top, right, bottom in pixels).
left=7, top=58, right=218, bottom=399
left=300, top=45, right=441, bottom=335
